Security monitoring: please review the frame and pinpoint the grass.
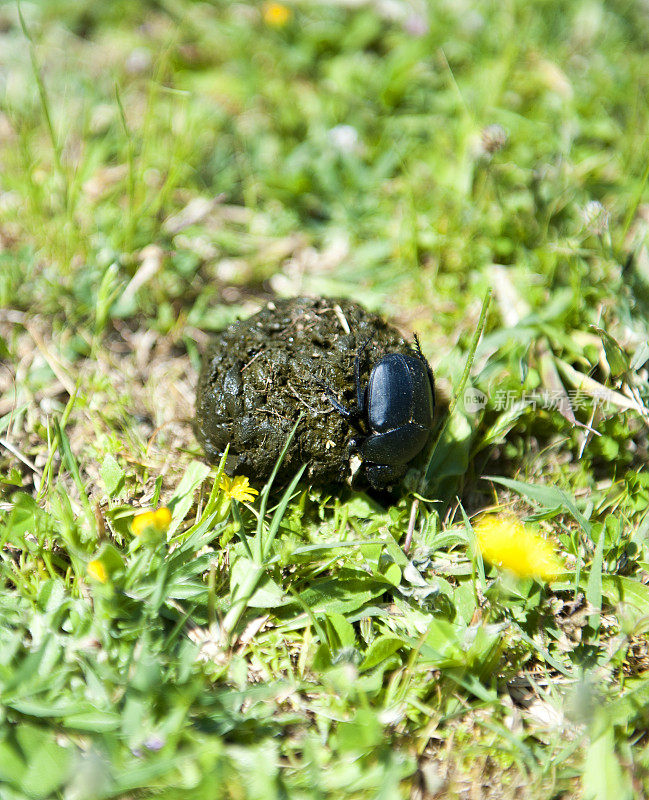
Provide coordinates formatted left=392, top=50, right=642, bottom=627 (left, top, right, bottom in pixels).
left=1, top=0, right=649, bottom=797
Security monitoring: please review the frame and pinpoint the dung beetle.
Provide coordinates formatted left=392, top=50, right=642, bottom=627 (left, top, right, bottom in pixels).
left=322, top=335, right=435, bottom=489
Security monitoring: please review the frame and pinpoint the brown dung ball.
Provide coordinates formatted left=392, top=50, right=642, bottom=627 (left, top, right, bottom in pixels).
left=194, top=296, right=422, bottom=488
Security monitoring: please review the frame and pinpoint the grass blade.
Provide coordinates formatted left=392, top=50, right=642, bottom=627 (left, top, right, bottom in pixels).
left=420, top=289, right=492, bottom=495
left=262, top=464, right=307, bottom=561
left=254, top=414, right=302, bottom=558
left=586, top=526, right=605, bottom=635
left=53, top=418, right=96, bottom=539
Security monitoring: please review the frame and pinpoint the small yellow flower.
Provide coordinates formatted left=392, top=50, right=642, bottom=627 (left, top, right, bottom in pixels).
left=219, top=474, right=259, bottom=504
left=263, top=2, right=292, bottom=27
left=87, top=559, right=108, bottom=584
left=153, top=506, right=172, bottom=528
left=474, top=515, right=564, bottom=581
left=132, top=506, right=172, bottom=537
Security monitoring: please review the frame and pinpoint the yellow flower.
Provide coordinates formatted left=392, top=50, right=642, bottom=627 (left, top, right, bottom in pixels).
left=474, top=515, right=564, bottom=581
left=263, top=2, right=292, bottom=27
left=219, top=474, right=259, bottom=504
left=131, top=506, right=172, bottom=537
left=87, top=559, right=108, bottom=584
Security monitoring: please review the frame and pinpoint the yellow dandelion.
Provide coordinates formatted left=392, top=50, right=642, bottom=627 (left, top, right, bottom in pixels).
left=263, top=2, right=292, bottom=27
left=474, top=515, right=564, bottom=581
left=153, top=506, right=172, bottom=529
left=219, top=474, right=259, bottom=504
left=87, top=559, right=108, bottom=584
left=132, top=506, right=172, bottom=537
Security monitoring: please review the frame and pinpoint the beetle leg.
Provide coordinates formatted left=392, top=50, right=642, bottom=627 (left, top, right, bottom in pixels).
left=323, top=389, right=355, bottom=419
left=413, top=332, right=435, bottom=401
left=365, top=462, right=407, bottom=490
left=315, top=378, right=356, bottom=418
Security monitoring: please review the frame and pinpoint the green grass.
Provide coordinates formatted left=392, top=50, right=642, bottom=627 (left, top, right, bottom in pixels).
left=1, top=1, right=649, bottom=797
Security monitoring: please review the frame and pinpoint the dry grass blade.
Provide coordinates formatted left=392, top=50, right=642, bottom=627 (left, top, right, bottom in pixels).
left=556, top=358, right=648, bottom=418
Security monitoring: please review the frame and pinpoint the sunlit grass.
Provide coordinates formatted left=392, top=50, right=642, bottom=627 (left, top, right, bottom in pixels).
left=1, top=1, right=649, bottom=797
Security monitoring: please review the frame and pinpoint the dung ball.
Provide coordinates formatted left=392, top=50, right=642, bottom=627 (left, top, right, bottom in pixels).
left=194, top=296, right=419, bottom=487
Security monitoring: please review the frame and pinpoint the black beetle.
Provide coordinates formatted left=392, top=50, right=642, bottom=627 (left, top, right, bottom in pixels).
left=322, top=335, right=435, bottom=489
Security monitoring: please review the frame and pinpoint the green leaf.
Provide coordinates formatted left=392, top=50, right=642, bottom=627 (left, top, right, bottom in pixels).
left=591, top=325, right=629, bottom=378
left=583, top=728, right=632, bottom=800
left=425, top=410, right=472, bottom=480
left=0, top=334, right=10, bottom=361
left=55, top=418, right=95, bottom=536
left=227, top=740, right=280, bottom=800
left=8, top=699, right=86, bottom=718
left=604, top=677, right=649, bottom=728
left=601, top=575, right=649, bottom=619
left=0, top=405, right=29, bottom=438
left=360, top=635, right=404, bottom=671
left=36, top=579, right=66, bottom=614
left=261, top=462, right=306, bottom=561
left=485, top=475, right=592, bottom=535
left=94, top=542, right=125, bottom=574
left=100, top=453, right=125, bottom=498
left=16, top=724, right=72, bottom=799
left=326, top=612, right=356, bottom=649
left=62, top=710, right=121, bottom=732
left=254, top=416, right=302, bottom=551
left=345, top=495, right=387, bottom=519
left=380, top=561, right=402, bottom=586
left=166, top=460, right=211, bottom=536
left=380, top=530, right=409, bottom=568
left=475, top=398, right=533, bottom=454
left=230, top=557, right=287, bottom=608
left=2, top=492, right=53, bottom=544
left=337, top=708, right=383, bottom=752
left=586, top=526, right=605, bottom=633
left=298, top=572, right=388, bottom=615
left=421, top=289, right=491, bottom=492
left=0, top=739, right=26, bottom=786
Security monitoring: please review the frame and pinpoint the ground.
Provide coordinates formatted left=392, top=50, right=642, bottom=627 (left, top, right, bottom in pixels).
left=1, top=1, right=649, bottom=798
